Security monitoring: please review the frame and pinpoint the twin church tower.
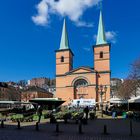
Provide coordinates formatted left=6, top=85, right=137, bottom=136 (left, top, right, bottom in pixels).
left=55, top=10, right=111, bottom=105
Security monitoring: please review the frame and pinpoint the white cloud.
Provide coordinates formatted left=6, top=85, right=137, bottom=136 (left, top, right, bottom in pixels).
left=32, top=0, right=49, bottom=26
left=105, top=31, right=117, bottom=44
left=83, top=47, right=91, bottom=52
left=93, top=31, right=117, bottom=44
left=76, top=21, right=94, bottom=27
left=32, top=0, right=101, bottom=27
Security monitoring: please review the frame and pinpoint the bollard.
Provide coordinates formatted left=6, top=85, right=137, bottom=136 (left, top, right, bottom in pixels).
left=103, top=125, right=109, bottom=135
left=36, top=122, right=39, bottom=131
left=75, top=119, right=78, bottom=124
left=1, top=120, right=4, bottom=128
left=104, top=125, right=107, bottom=135
left=64, top=119, right=67, bottom=124
left=56, top=123, right=59, bottom=133
left=129, top=120, right=133, bottom=136
left=17, top=121, right=21, bottom=129
left=78, top=122, right=83, bottom=134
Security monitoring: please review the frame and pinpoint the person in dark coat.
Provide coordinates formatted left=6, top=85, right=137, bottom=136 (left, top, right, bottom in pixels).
left=84, top=106, right=89, bottom=120
left=105, top=104, right=109, bottom=114
left=37, top=105, right=43, bottom=123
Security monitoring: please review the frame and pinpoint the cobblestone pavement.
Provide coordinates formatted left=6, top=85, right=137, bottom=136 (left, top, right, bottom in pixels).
left=0, top=119, right=140, bottom=140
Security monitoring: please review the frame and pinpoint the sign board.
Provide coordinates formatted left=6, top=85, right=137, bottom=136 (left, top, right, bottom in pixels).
left=70, top=99, right=96, bottom=107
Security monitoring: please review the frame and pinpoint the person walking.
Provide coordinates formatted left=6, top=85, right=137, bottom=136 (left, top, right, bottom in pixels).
left=84, top=106, right=89, bottom=120
left=37, top=105, right=43, bottom=123
left=105, top=104, right=108, bottom=115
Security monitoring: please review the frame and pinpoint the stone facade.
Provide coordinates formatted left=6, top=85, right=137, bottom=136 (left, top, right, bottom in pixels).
left=30, top=77, right=49, bottom=89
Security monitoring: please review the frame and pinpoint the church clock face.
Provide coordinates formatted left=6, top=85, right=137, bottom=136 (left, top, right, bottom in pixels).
left=74, top=79, right=88, bottom=99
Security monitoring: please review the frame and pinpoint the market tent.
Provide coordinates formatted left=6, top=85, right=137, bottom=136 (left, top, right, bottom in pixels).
left=0, top=101, right=20, bottom=104
left=128, top=96, right=140, bottom=103
left=0, top=101, right=37, bottom=113
left=29, top=98, right=65, bottom=109
left=110, top=98, right=128, bottom=104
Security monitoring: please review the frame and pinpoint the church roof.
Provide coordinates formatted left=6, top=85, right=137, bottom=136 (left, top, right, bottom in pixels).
left=59, top=19, right=69, bottom=50
left=22, top=86, right=52, bottom=94
left=96, top=10, right=107, bottom=45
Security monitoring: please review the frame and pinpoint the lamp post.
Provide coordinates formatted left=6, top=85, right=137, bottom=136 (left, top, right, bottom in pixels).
left=96, top=85, right=107, bottom=117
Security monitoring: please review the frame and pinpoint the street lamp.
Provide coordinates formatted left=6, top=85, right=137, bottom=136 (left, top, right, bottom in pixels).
left=96, top=85, right=107, bottom=117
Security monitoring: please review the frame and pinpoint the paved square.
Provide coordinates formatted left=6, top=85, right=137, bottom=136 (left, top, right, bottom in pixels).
left=0, top=119, right=140, bottom=140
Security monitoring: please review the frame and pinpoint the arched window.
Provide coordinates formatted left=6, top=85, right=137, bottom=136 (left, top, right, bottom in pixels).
left=74, top=79, right=88, bottom=87
left=100, top=51, right=103, bottom=58
left=61, top=56, right=64, bottom=62
left=74, top=79, right=88, bottom=99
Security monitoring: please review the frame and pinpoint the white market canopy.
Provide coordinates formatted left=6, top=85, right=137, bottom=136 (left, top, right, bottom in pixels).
left=0, top=101, right=19, bottom=104
left=128, top=96, right=140, bottom=103
left=109, top=98, right=128, bottom=104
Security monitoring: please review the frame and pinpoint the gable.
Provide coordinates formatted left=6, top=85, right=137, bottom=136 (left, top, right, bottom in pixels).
left=66, top=67, right=94, bottom=75
left=73, top=69, right=91, bottom=74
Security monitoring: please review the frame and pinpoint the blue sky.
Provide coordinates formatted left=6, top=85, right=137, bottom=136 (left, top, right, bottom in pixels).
left=0, top=0, right=140, bottom=82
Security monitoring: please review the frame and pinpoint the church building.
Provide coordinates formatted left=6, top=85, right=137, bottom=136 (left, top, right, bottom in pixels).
left=55, top=10, right=111, bottom=105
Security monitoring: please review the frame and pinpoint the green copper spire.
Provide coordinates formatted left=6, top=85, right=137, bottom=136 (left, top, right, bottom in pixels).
left=96, top=10, right=107, bottom=45
left=59, top=19, right=69, bottom=50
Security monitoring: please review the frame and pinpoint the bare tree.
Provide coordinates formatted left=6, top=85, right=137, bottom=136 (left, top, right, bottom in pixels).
left=128, top=57, right=140, bottom=97
left=117, top=79, right=132, bottom=99
left=116, top=57, right=140, bottom=99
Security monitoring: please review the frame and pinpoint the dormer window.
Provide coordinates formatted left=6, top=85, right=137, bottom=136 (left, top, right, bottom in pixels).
left=100, top=51, right=103, bottom=58
left=61, top=56, right=64, bottom=62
